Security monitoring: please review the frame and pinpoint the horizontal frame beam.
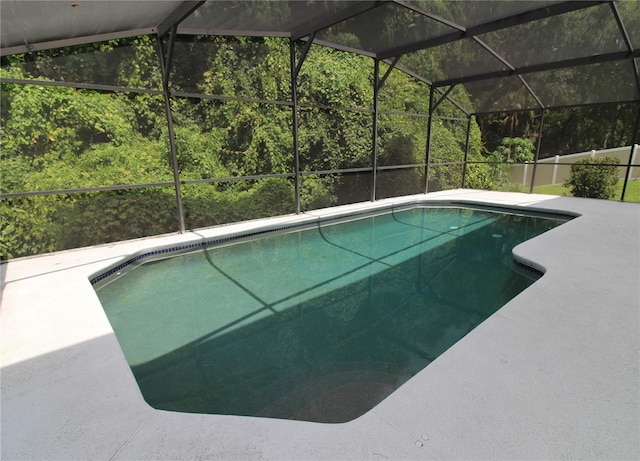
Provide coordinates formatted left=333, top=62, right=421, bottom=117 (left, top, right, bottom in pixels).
left=1, top=28, right=156, bottom=56
left=176, top=28, right=289, bottom=38
left=0, top=182, right=176, bottom=200
left=376, top=163, right=425, bottom=171
left=301, top=167, right=373, bottom=176
left=0, top=77, right=163, bottom=95
left=181, top=173, right=295, bottom=185
left=472, top=99, right=640, bottom=116
left=436, top=50, right=636, bottom=87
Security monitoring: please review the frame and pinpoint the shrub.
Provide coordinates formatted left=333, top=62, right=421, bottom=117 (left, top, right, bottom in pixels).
left=564, top=156, right=620, bottom=199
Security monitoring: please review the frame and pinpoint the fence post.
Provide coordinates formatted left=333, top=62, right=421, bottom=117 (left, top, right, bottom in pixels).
left=522, top=162, right=528, bottom=187
left=551, top=155, right=560, bottom=185
left=529, top=109, right=545, bottom=193
left=461, top=117, right=472, bottom=189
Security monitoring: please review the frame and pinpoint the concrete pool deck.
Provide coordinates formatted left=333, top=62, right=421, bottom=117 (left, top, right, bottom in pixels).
left=2, top=189, right=639, bottom=460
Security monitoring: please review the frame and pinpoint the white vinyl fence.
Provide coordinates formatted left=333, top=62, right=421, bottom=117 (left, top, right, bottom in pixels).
left=510, top=145, right=639, bottom=188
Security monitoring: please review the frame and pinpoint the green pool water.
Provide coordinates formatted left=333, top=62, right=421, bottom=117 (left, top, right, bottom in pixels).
left=94, top=205, right=567, bottom=422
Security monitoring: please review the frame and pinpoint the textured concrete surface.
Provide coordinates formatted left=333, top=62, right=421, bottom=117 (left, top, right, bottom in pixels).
left=2, top=190, right=639, bottom=460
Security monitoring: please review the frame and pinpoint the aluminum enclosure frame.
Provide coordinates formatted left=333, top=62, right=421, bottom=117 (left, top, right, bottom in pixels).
left=3, top=1, right=639, bottom=113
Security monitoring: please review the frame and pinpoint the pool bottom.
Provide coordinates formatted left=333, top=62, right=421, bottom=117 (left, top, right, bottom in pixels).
left=130, top=253, right=534, bottom=422
left=95, top=206, right=566, bottom=422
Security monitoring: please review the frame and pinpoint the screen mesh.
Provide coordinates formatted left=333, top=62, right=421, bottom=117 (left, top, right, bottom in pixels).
left=316, top=2, right=455, bottom=54
left=478, top=3, right=627, bottom=69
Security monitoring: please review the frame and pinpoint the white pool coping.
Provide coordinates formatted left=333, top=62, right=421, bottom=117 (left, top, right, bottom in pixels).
left=2, top=189, right=639, bottom=460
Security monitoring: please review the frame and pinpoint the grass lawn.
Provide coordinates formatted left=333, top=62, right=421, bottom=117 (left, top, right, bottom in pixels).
left=533, top=180, right=640, bottom=202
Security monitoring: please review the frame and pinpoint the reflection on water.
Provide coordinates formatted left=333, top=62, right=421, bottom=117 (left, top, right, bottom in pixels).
left=95, top=206, right=566, bottom=422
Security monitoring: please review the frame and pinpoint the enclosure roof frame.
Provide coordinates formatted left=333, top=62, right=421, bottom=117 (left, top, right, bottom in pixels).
left=1, top=0, right=639, bottom=114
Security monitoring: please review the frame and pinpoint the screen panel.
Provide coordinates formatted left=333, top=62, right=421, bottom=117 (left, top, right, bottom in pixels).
left=377, top=113, right=428, bottom=168
left=170, top=96, right=294, bottom=178
left=316, top=2, right=455, bottom=54
left=376, top=167, right=424, bottom=199
left=527, top=60, right=640, bottom=108
left=300, top=172, right=372, bottom=211
left=0, top=187, right=180, bottom=259
left=170, top=36, right=291, bottom=101
left=615, top=1, right=640, bottom=49
left=179, top=1, right=356, bottom=35
left=1, top=37, right=162, bottom=89
left=298, top=106, right=373, bottom=172
left=182, top=178, right=295, bottom=230
left=402, top=37, right=508, bottom=83
left=404, top=0, right=559, bottom=29
left=478, top=3, right=627, bottom=69
left=463, top=75, right=542, bottom=113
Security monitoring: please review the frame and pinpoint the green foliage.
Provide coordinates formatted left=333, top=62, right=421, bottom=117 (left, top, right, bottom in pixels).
left=53, top=190, right=179, bottom=250
left=1, top=68, right=135, bottom=164
left=492, top=137, right=535, bottom=163
left=478, top=105, right=637, bottom=158
left=297, top=47, right=373, bottom=181
left=300, top=176, right=338, bottom=211
left=2, top=136, right=173, bottom=194
left=429, top=122, right=465, bottom=191
left=564, top=156, right=620, bottom=199
left=1, top=35, right=484, bottom=259
left=182, top=179, right=295, bottom=229
left=1, top=196, right=59, bottom=259
left=542, top=106, right=638, bottom=157
left=298, top=46, right=372, bottom=108
left=377, top=113, right=425, bottom=168
left=172, top=123, right=227, bottom=180
left=472, top=137, right=536, bottom=190
left=2, top=36, right=162, bottom=89
left=463, top=120, right=495, bottom=190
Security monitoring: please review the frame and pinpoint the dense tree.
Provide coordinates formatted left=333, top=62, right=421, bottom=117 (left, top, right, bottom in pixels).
left=4, top=30, right=630, bottom=260
left=478, top=105, right=637, bottom=159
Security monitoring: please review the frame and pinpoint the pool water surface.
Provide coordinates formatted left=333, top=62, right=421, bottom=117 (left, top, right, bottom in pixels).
left=94, top=205, right=567, bottom=422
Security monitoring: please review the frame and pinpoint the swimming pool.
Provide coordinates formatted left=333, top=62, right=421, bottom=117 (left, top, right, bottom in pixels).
left=93, top=203, right=569, bottom=423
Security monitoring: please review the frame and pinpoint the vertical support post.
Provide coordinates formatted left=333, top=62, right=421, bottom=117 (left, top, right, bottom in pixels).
left=529, top=109, right=545, bottom=194
left=621, top=104, right=640, bottom=201
left=157, top=30, right=186, bottom=233
left=461, top=116, right=472, bottom=188
left=522, top=162, right=529, bottom=187
left=424, top=85, right=436, bottom=194
left=290, top=39, right=302, bottom=214
left=628, top=144, right=638, bottom=183
left=371, top=59, right=380, bottom=201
